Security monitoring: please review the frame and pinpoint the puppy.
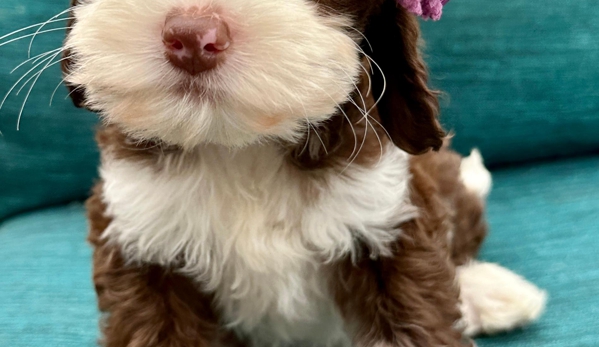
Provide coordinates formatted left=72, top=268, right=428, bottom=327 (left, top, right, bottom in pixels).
left=61, top=0, right=547, bottom=346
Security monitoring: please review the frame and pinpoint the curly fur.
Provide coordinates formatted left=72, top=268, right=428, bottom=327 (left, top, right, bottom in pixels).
left=62, top=0, right=546, bottom=346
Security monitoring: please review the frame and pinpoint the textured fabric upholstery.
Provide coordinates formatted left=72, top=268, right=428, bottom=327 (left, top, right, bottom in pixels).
left=0, top=1, right=99, bottom=221
left=0, top=205, right=97, bottom=347
left=2, top=156, right=599, bottom=346
left=1, top=0, right=598, bottom=345
left=476, top=156, right=599, bottom=346
left=421, top=0, right=599, bottom=166
left=2, top=0, right=599, bottom=219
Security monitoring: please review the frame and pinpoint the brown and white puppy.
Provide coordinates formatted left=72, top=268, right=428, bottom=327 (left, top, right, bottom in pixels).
left=62, top=0, right=546, bottom=346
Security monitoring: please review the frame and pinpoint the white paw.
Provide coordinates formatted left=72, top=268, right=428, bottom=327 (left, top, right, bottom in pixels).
left=457, top=261, right=547, bottom=336
left=460, top=149, right=492, bottom=199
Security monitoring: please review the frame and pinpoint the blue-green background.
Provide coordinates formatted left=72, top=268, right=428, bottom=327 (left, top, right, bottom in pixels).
left=1, top=0, right=598, bottom=346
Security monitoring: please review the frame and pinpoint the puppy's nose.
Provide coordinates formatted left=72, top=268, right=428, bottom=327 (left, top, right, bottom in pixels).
left=162, top=14, right=231, bottom=75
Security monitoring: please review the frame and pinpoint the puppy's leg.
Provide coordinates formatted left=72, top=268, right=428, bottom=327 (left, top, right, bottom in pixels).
left=409, top=146, right=488, bottom=267
left=457, top=261, right=547, bottom=337
left=332, top=222, right=472, bottom=347
left=456, top=153, right=547, bottom=335
left=92, top=247, right=224, bottom=347
left=87, top=187, right=229, bottom=347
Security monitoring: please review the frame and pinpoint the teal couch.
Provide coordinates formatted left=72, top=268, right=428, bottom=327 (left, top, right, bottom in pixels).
left=1, top=1, right=598, bottom=346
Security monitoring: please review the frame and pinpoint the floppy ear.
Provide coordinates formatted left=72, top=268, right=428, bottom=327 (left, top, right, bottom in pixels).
left=61, top=0, right=87, bottom=109
left=365, top=0, right=445, bottom=155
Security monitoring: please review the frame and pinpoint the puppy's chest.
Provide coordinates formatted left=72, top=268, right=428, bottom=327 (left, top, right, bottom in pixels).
left=100, top=144, right=413, bottom=343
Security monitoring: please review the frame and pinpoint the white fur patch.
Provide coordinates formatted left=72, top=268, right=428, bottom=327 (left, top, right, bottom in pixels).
left=460, top=149, right=492, bottom=199
left=457, top=261, right=547, bottom=336
left=100, top=144, right=415, bottom=346
left=66, top=0, right=361, bottom=148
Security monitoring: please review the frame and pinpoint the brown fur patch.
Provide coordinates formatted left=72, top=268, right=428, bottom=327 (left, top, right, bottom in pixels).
left=332, top=145, right=486, bottom=347
left=61, top=0, right=87, bottom=109
left=75, top=0, right=488, bottom=345
left=87, top=185, right=240, bottom=347
left=94, top=125, right=178, bottom=165
left=86, top=145, right=487, bottom=346
left=288, top=3, right=446, bottom=169
left=288, top=58, right=391, bottom=170
left=366, top=2, right=446, bottom=155
left=409, top=145, right=488, bottom=265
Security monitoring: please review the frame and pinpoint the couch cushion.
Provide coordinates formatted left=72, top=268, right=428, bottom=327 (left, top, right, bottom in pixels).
left=0, top=205, right=97, bottom=347
left=0, top=1, right=99, bottom=221
left=475, top=155, right=599, bottom=346
left=3, top=0, right=599, bottom=219
left=421, top=0, right=599, bottom=166
left=1, top=156, right=599, bottom=346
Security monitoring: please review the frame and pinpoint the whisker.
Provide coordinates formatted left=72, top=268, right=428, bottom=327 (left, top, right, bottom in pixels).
left=309, top=122, right=328, bottom=155
left=340, top=121, right=369, bottom=175
left=331, top=61, right=368, bottom=117
left=346, top=115, right=368, bottom=164
left=313, top=3, right=340, bottom=16
left=329, top=78, right=386, bottom=166
left=350, top=41, right=374, bottom=73
left=282, top=84, right=333, bottom=157
left=17, top=50, right=63, bottom=130
left=299, top=119, right=311, bottom=156
left=295, top=99, right=312, bottom=156
left=317, top=75, right=366, bottom=161
left=358, top=113, right=393, bottom=145
left=362, top=54, right=387, bottom=115
left=285, top=97, right=328, bottom=156
left=0, top=17, right=72, bottom=42
left=313, top=2, right=375, bottom=62
left=335, top=40, right=372, bottom=114
left=28, top=8, right=72, bottom=58
left=65, top=84, right=83, bottom=101
left=337, top=49, right=392, bottom=144
left=16, top=57, right=68, bottom=96
left=31, top=47, right=64, bottom=65
left=347, top=26, right=374, bottom=53
left=348, top=91, right=391, bottom=162
left=337, top=104, right=359, bottom=159
left=0, top=27, right=73, bottom=49
left=49, top=76, right=68, bottom=107
left=318, top=49, right=387, bottom=164
left=341, top=102, right=385, bottom=173
left=311, top=52, right=387, bottom=168
left=10, top=47, right=62, bottom=73
left=311, top=83, right=358, bottom=159
left=0, top=53, right=58, bottom=111
left=359, top=59, right=373, bottom=97
left=340, top=89, right=370, bottom=162
left=365, top=116, right=385, bottom=166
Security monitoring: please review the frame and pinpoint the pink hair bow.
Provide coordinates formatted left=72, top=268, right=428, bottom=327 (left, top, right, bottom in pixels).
left=396, top=0, right=450, bottom=20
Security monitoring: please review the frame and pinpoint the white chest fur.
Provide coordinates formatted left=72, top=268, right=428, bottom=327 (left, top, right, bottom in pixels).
left=100, top=143, right=415, bottom=346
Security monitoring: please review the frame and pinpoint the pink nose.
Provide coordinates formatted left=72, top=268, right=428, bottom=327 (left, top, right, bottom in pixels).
left=162, top=13, right=231, bottom=75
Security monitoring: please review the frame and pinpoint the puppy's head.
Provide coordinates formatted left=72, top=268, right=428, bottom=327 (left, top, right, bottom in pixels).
left=63, top=0, right=443, bottom=154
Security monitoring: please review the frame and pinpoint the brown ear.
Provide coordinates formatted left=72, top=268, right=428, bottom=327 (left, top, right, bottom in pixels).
left=365, top=0, right=445, bottom=155
left=61, top=0, right=87, bottom=109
